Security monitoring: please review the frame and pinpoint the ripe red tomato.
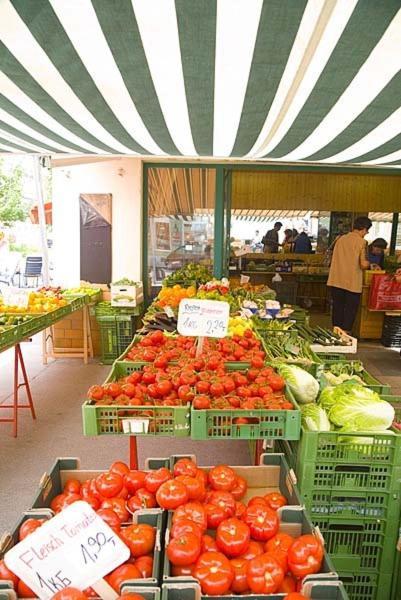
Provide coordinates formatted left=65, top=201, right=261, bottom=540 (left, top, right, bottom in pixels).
left=210, top=382, right=225, bottom=397
left=167, top=533, right=201, bottom=566
left=172, top=502, right=207, bottom=531
left=116, top=594, right=146, bottom=600
left=144, top=468, right=172, bottom=493
left=238, top=540, right=264, bottom=561
left=156, top=380, right=173, bottom=396
left=230, top=558, right=249, bottom=594
left=96, top=508, right=121, bottom=531
left=87, top=385, right=104, bottom=400
left=171, top=563, right=196, bottom=577
left=51, top=589, right=87, bottom=600
left=231, top=476, right=247, bottom=501
left=194, top=551, right=234, bottom=595
left=19, top=517, right=45, bottom=540
left=127, top=488, right=157, bottom=512
left=156, top=480, right=189, bottom=510
left=104, top=383, right=122, bottom=398
left=60, top=493, right=82, bottom=509
left=50, top=493, right=68, bottom=513
left=196, top=380, right=210, bottom=394
left=63, top=478, right=81, bottom=495
left=248, top=496, right=268, bottom=507
left=269, top=375, right=285, bottom=391
left=124, top=471, right=147, bottom=495
left=193, top=395, right=211, bottom=409
left=121, top=383, right=136, bottom=398
left=265, top=533, right=295, bottom=555
left=17, top=580, right=35, bottom=598
left=110, top=461, right=130, bottom=477
left=107, top=564, right=141, bottom=592
left=201, top=534, right=218, bottom=553
left=204, top=491, right=236, bottom=529
left=208, top=465, right=236, bottom=492
left=246, top=553, right=284, bottom=593
left=95, top=472, right=124, bottom=498
left=216, top=518, right=250, bottom=557
left=278, top=573, right=297, bottom=593
left=175, top=475, right=205, bottom=501
left=134, top=555, right=153, bottom=579
left=235, top=501, right=247, bottom=519
left=173, top=458, right=198, bottom=478
left=251, top=356, right=264, bottom=369
left=171, top=519, right=203, bottom=540
left=243, top=504, right=279, bottom=542
left=284, top=594, right=307, bottom=600
left=121, top=524, right=155, bottom=558
left=177, top=385, right=194, bottom=403
left=287, top=535, right=324, bottom=578
left=264, top=492, right=287, bottom=511
left=101, top=498, right=129, bottom=523
left=0, top=559, right=19, bottom=587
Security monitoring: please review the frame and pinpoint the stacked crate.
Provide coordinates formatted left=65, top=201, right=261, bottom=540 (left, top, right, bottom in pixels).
left=277, top=424, right=401, bottom=600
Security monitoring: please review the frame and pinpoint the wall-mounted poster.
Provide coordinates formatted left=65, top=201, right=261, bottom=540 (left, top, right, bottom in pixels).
left=155, top=221, right=171, bottom=251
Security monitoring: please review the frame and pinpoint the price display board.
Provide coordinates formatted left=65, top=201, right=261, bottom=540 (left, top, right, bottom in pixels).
left=5, top=501, right=130, bottom=599
left=177, top=299, right=229, bottom=338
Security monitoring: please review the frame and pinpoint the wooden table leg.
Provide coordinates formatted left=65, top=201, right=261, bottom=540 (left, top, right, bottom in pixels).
left=254, top=440, right=264, bottom=465
left=0, top=343, right=35, bottom=437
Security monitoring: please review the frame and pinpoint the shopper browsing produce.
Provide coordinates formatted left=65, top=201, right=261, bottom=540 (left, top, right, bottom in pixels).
left=327, top=216, right=372, bottom=332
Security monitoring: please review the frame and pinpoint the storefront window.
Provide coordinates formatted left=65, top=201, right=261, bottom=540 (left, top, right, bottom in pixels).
left=145, top=167, right=215, bottom=297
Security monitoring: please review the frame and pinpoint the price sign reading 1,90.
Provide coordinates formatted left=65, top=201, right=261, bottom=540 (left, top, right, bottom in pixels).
left=5, top=501, right=130, bottom=600
left=177, top=299, right=229, bottom=338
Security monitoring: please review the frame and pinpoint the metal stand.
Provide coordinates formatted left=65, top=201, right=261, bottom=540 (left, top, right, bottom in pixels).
left=0, top=343, right=36, bottom=437
left=129, top=436, right=138, bottom=469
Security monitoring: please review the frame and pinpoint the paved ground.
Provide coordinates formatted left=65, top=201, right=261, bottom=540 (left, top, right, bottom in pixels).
left=0, top=332, right=399, bottom=533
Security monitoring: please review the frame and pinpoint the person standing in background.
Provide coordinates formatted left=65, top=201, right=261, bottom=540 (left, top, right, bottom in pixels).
left=262, top=222, right=282, bottom=253
left=282, top=229, right=293, bottom=252
left=327, top=216, right=372, bottom=333
left=294, top=231, right=312, bottom=253
left=368, top=238, right=387, bottom=269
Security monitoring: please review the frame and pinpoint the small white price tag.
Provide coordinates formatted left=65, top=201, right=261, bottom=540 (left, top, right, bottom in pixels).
left=122, top=418, right=149, bottom=434
left=5, top=501, right=130, bottom=599
left=177, top=299, right=229, bottom=338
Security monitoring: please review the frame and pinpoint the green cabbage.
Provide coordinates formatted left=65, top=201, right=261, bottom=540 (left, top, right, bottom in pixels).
left=277, top=364, right=319, bottom=404
left=319, top=386, right=337, bottom=412
left=301, top=404, right=331, bottom=431
left=324, top=383, right=394, bottom=432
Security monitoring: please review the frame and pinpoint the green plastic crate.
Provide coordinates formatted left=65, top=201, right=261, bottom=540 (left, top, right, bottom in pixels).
left=314, top=515, right=398, bottom=573
left=191, top=387, right=300, bottom=441
left=82, top=361, right=190, bottom=437
left=163, top=506, right=337, bottom=581
left=304, top=488, right=401, bottom=522
left=161, top=580, right=348, bottom=600
left=320, top=360, right=391, bottom=395
left=97, top=314, right=137, bottom=364
left=339, top=570, right=393, bottom=600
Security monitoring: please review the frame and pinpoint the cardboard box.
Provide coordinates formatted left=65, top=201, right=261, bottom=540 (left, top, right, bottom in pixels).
left=111, top=282, right=143, bottom=307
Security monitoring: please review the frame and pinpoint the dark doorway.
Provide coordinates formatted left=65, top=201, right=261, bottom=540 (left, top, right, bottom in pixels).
left=80, top=194, right=112, bottom=283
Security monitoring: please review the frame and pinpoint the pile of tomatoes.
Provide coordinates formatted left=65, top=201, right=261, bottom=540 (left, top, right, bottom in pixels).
left=161, top=458, right=323, bottom=597
left=87, top=354, right=288, bottom=413
left=0, top=458, right=320, bottom=599
left=124, top=330, right=266, bottom=365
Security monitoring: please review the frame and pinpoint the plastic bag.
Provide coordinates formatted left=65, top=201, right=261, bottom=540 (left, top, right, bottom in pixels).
left=369, top=274, right=401, bottom=310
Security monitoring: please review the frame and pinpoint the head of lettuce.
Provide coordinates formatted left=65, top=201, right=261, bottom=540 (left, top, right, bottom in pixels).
left=319, top=382, right=394, bottom=432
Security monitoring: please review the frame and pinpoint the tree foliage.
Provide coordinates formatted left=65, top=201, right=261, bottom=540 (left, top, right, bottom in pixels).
left=0, top=161, right=29, bottom=224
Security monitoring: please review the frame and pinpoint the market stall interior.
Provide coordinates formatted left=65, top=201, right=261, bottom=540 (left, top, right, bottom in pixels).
left=2, top=1, right=401, bottom=600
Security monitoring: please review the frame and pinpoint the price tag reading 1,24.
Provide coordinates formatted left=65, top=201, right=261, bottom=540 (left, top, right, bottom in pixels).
left=177, top=299, right=229, bottom=338
left=5, top=501, right=130, bottom=600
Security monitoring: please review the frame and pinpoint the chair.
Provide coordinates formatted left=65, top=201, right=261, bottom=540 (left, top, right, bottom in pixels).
left=23, top=256, right=43, bottom=287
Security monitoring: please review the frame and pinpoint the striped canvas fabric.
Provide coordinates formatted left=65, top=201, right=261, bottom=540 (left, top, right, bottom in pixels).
left=0, top=0, right=401, bottom=167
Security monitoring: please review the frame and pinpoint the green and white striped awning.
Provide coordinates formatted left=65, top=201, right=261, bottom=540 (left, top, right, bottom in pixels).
left=1, top=0, right=401, bottom=167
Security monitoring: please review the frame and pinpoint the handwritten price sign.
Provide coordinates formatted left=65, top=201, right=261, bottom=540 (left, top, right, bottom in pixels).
left=5, top=501, right=130, bottom=599
left=177, top=299, right=229, bottom=338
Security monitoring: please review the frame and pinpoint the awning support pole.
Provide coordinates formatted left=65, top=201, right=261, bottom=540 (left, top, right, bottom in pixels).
left=32, top=156, right=50, bottom=286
